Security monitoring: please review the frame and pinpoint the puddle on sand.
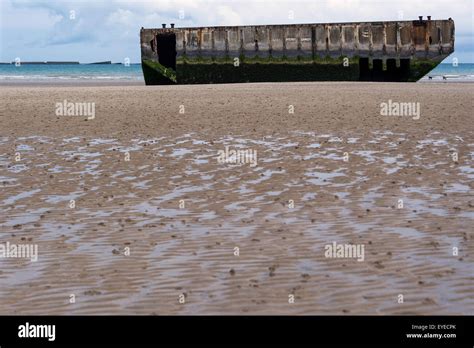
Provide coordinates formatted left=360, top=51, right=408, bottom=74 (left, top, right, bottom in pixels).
left=0, top=130, right=472, bottom=315
left=2, top=189, right=41, bottom=205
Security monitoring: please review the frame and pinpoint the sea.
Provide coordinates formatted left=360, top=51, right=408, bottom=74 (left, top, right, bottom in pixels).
left=0, top=63, right=473, bottom=83
left=418, top=63, right=474, bottom=82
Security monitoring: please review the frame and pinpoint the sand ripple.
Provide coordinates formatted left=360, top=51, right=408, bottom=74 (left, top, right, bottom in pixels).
left=0, top=130, right=472, bottom=314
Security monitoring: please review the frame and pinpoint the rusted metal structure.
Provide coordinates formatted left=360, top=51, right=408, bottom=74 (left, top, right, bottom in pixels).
left=140, top=17, right=455, bottom=84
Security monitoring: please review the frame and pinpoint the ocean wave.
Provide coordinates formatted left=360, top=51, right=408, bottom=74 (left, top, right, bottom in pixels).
left=420, top=74, right=474, bottom=82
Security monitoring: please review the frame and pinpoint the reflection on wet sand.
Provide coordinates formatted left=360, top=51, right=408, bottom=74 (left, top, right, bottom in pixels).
left=0, top=130, right=472, bottom=314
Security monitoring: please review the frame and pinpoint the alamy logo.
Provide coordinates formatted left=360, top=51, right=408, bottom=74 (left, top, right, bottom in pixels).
left=217, top=146, right=258, bottom=167
left=324, top=241, right=365, bottom=262
left=55, top=99, right=95, bottom=119
left=380, top=99, right=420, bottom=120
left=0, top=242, right=38, bottom=262
left=18, top=322, right=55, bottom=341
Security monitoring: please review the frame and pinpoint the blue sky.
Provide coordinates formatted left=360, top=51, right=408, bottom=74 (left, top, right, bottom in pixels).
left=1, top=0, right=473, bottom=63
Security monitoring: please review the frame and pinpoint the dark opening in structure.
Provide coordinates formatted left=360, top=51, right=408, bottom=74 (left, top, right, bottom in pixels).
left=156, top=33, right=177, bottom=70
left=372, top=59, right=384, bottom=80
left=359, top=57, right=411, bottom=81
left=386, top=59, right=397, bottom=80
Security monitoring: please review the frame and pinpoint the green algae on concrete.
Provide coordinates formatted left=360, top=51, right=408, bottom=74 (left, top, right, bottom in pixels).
left=142, top=60, right=177, bottom=85
left=407, top=59, right=440, bottom=82
left=144, top=55, right=359, bottom=84
left=175, top=61, right=359, bottom=84
left=176, top=54, right=359, bottom=65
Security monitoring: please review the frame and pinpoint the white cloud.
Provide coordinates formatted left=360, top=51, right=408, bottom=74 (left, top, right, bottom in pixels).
left=106, top=9, right=135, bottom=27
left=216, top=5, right=242, bottom=26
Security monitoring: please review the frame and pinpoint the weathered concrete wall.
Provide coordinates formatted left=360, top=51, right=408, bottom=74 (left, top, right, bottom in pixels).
left=141, top=19, right=454, bottom=62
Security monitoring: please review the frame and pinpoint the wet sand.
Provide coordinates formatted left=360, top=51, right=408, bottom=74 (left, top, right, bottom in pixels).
left=0, top=82, right=473, bottom=315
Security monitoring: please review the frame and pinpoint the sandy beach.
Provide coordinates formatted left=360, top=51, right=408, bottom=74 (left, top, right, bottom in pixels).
left=0, top=82, right=473, bottom=315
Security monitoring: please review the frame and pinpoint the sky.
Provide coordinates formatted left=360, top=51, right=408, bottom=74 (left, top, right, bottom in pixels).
left=1, top=0, right=473, bottom=63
